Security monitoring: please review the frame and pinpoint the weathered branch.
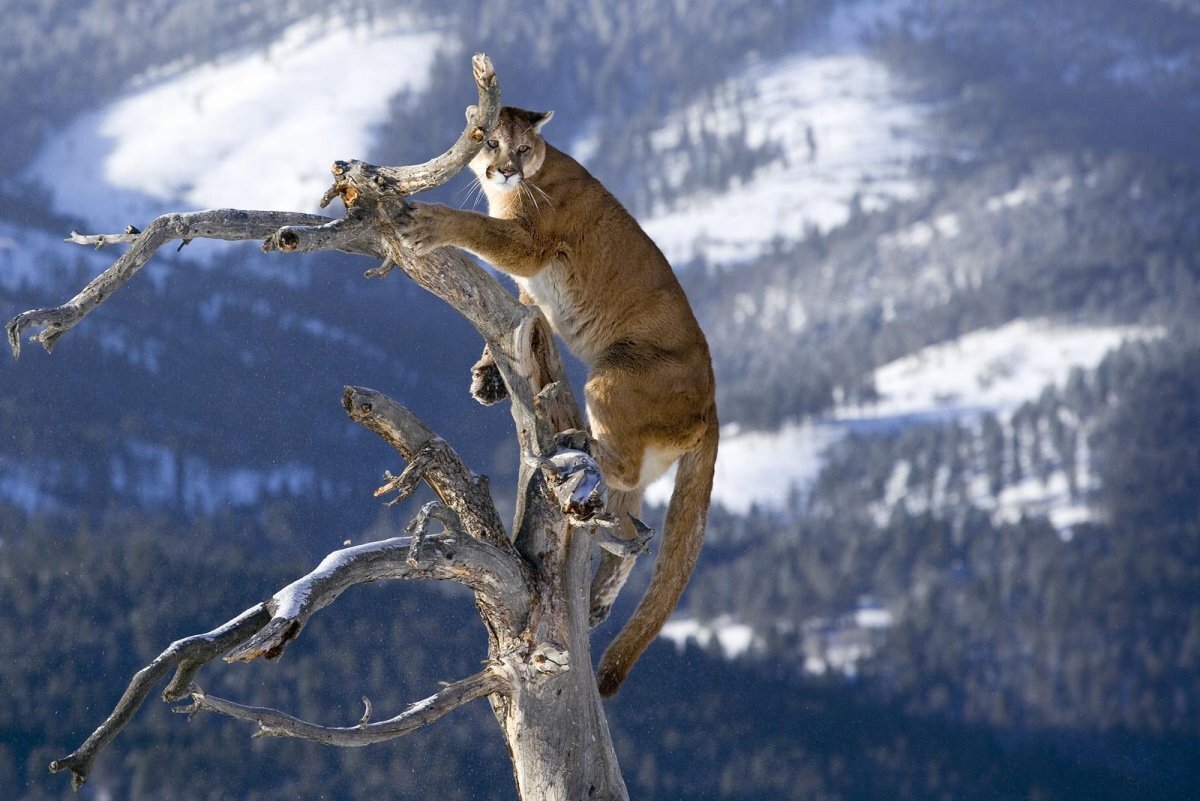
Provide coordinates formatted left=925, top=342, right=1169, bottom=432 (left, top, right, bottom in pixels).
left=260, top=213, right=381, bottom=257
left=53, top=521, right=529, bottom=789
left=590, top=515, right=655, bottom=559
left=332, top=53, right=499, bottom=199
left=48, top=603, right=273, bottom=790
left=177, top=666, right=508, bottom=746
left=6, top=209, right=340, bottom=359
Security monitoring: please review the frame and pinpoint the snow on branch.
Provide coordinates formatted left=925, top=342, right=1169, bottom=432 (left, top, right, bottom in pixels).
left=225, top=525, right=530, bottom=665
left=52, top=517, right=527, bottom=790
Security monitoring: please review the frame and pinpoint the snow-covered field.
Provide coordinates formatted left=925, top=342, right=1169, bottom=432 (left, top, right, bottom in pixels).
left=26, top=16, right=447, bottom=232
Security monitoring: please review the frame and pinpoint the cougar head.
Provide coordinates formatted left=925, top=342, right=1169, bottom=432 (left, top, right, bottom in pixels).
left=467, top=105, right=554, bottom=191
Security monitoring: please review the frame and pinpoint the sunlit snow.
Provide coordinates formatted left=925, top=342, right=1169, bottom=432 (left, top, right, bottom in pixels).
left=27, top=16, right=447, bottom=231
left=660, top=616, right=757, bottom=658
left=644, top=420, right=840, bottom=513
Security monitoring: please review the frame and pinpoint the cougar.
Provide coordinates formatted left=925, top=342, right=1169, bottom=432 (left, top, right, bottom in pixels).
left=399, top=106, right=718, bottom=697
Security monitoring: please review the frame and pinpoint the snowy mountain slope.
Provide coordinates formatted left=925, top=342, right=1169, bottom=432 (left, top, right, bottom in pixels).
left=842, top=321, right=1165, bottom=533
left=8, top=0, right=943, bottom=528
left=638, top=39, right=933, bottom=266
left=5, top=0, right=1193, bottom=562
left=835, top=319, right=1164, bottom=423
left=26, top=15, right=449, bottom=233
left=648, top=319, right=1163, bottom=522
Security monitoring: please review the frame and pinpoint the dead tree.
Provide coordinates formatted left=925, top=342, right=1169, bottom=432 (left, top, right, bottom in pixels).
left=8, top=54, right=648, bottom=801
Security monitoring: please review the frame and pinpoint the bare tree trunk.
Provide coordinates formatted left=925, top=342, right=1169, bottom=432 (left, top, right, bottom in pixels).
left=11, top=54, right=636, bottom=801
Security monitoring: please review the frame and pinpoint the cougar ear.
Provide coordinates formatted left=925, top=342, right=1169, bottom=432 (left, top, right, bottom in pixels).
left=528, top=109, right=554, bottom=133
left=465, top=104, right=480, bottom=124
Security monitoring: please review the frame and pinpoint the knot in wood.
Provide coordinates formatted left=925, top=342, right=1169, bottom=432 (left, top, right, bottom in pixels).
left=277, top=230, right=300, bottom=251
left=530, top=642, right=570, bottom=675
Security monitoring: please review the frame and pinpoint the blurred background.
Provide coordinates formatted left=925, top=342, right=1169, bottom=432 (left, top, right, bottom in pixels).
left=2, top=1, right=1199, bottom=798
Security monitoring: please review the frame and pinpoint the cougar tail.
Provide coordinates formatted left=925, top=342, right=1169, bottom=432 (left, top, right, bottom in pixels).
left=596, top=416, right=718, bottom=697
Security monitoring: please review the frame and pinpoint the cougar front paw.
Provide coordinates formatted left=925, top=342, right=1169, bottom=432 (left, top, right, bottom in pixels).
left=470, top=360, right=508, bottom=405
left=398, top=202, right=452, bottom=255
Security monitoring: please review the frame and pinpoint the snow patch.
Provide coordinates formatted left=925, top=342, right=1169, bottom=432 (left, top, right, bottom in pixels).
left=846, top=321, right=1165, bottom=532
left=273, top=538, right=405, bottom=619
left=106, top=439, right=331, bottom=515
left=645, top=421, right=842, bottom=513
left=888, top=212, right=961, bottom=249
left=180, top=458, right=324, bottom=516
left=660, top=615, right=757, bottom=658
left=802, top=600, right=894, bottom=677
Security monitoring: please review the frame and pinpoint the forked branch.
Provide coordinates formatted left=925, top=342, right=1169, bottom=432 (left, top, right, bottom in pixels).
left=6, top=210, right=339, bottom=359
left=343, top=385, right=512, bottom=555
left=48, top=604, right=273, bottom=790
left=53, top=504, right=527, bottom=789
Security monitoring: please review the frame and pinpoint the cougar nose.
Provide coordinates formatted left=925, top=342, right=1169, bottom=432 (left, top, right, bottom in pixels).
left=498, top=166, right=517, bottom=178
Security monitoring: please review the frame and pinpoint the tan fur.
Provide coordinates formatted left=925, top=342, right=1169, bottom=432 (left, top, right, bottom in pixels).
left=401, top=107, right=718, bottom=697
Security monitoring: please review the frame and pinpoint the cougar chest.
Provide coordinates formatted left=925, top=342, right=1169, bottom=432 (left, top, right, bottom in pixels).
left=515, top=262, right=588, bottom=358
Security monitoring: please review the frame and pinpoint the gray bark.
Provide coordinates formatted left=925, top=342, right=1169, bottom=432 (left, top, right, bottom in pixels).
left=20, top=53, right=633, bottom=801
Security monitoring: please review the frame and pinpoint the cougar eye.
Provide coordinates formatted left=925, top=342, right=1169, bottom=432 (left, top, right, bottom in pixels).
left=486, top=139, right=499, bottom=149
left=517, top=144, right=531, bottom=154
